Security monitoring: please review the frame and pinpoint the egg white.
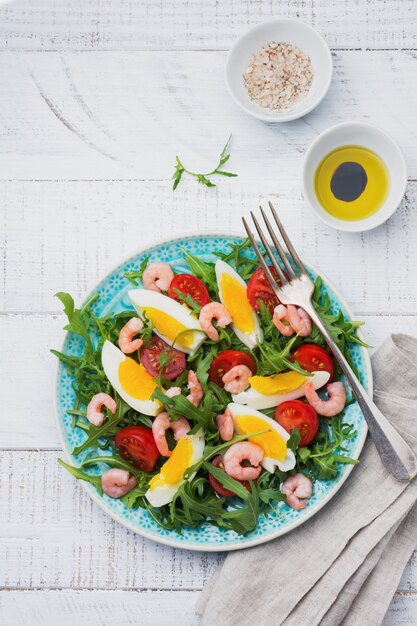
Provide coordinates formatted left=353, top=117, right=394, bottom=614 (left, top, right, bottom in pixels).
left=227, top=403, right=296, bottom=473
left=215, top=260, right=262, bottom=349
left=145, top=432, right=205, bottom=507
left=232, top=370, right=330, bottom=410
left=101, top=340, right=161, bottom=416
left=128, top=289, right=205, bottom=355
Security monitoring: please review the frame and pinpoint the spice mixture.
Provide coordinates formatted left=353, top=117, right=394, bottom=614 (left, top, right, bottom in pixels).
left=244, top=41, right=313, bottom=111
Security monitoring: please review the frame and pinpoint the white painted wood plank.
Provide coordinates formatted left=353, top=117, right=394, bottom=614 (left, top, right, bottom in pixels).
left=383, top=595, right=417, bottom=626
left=0, top=590, right=201, bottom=626
left=0, top=0, right=416, bottom=51
left=2, top=179, right=417, bottom=316
left=0, top=451, right=222, bottom=591
left=1, top=312, right=416, bottom=448
left=0, top=590, right=415, bottom=626
left=1, top=50, right=417, bottom=179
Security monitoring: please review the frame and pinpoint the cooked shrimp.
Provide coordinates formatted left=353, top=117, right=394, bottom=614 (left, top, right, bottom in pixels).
left=304, top=381, right=347, bottom=417
left=287, top=305, right=312, bottom=337
left=273, top=304, right=295, bottom=337
left=187, top=370, right=204, bottom=407
left=101, top=468, right=137, bottom=498
left=142, top=261, right=174, bottom=293
left=199, top=302, right=232, bottom=341
left=165, top=386, right=182, bottom=399
left=118, top=317, right=144, bottom=354
left=152, top=411, right=190, bottom=456
left=216, top=409, right=234, bottom=441
left=281, top=473, right=312, bottom=510
left=222, top=365, right=252, bottom=394
left=223, top=442, right=264, bottom=481
left=86, top=392, right=117, bottom=427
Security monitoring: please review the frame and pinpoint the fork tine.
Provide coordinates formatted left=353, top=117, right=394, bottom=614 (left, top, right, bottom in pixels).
left=268, top=201, right=306, bottom=275
left=242, top=218, right=282, bottom=294
left=259, top=206, right=297, bottom=279
left=250, top=212, right=289, bottom=286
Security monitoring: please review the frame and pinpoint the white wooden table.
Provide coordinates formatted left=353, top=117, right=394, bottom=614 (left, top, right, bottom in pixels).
left=1, top=1, right=417, bottom=623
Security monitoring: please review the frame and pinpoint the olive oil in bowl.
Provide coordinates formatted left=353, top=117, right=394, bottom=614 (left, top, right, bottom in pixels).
left=314, top=146, right=389, bottom=221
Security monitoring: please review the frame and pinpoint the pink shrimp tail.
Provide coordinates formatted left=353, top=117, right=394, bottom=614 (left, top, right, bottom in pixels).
left=273, top=305, right=295, bottom=337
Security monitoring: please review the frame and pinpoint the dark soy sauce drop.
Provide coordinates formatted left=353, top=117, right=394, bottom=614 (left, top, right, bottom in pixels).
left=330, top=161, right=368, bottom=202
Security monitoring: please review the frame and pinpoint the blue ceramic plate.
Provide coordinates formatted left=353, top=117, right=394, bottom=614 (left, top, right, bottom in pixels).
left=55, top=233, right=371, bottom=552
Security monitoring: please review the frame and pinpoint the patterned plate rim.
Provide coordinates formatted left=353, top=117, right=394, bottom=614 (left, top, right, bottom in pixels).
left=54, top=230, right=372, bottom=552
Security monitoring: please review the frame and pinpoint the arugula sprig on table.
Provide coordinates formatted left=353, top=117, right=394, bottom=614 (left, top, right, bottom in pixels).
left=172, top=134, right=237, bottom=190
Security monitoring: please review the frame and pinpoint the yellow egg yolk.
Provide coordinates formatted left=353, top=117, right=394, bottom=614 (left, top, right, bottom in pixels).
left=142, top=307, right=195, bottom=348
left=235, top=415, right=287, bottom=461
left=118, top=357, right=157, bottom=400
left=148, top=437, right=193, bottom=490
left=249, top=371, right=305, bottom=396
left=220, top=274, right=254, bottom=333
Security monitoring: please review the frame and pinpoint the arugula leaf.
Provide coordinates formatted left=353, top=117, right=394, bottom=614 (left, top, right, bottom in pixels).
left=58, top=458, right=103, bottom=495
left=172, top=135, right=237, bottom=190
left=55, top=292, right=94, bottom=351
left=181, top=248, right=218, bottom=297
left=73, top=397, right=130, bottom=456
left=297, top=414, right=359, bottom=480
left=172, top=288, right=202, bottom=314
left=124, top=257, right=150, bottom=286
left=214, top=238, right=261, bottom=281
left=287, top=428, right=301, bottom=453
left=311, top=277, right=371, bottom=377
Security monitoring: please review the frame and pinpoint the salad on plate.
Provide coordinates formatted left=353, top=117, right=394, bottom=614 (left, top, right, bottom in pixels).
left=53, top=239, right=369, bottom=536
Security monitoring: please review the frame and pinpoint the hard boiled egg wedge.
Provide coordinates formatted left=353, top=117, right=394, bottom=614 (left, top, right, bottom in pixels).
left=233, top=369, right=330, bottom=410
left=129, top=289, right=205, bottom=355
left=227, top=403, right=296, bottom=473
left=215, top=260, right=262, bottom=349
left=101, top=340, right=161, bottom=416
left=145, top=432, right=205, bottom=507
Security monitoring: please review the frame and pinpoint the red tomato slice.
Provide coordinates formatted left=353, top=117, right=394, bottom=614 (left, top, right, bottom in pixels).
left=114, top=425, right=159, bottom=472
left=141, top=335, right=186, bottom=381
left=208, top=455, right=251, bottom=496
left=208, top=349, right=257, bottom=388
left=168, top=273, right=210, bottom=307
left=275, top=400, right=319, bottom=447
left=290, top=344, right=334, bottom=381
left=247, top=266, right=283, bottom=314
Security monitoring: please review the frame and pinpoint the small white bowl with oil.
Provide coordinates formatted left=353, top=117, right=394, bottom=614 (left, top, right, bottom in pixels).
left=302, top=122, right=407, bottom=232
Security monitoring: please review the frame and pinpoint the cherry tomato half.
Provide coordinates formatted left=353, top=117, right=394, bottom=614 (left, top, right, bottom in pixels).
left=208, top=455, right=251, bottom=497
left=168, top=273, right=210, bottom=307
left=290, top=344, right=334, bottom=381
left=114, top=425, right=159, bottom=472
left=275, top=400, right=319, bottom=447
left=247, top=266, right=283, bottom=314
left=208, top=349, right=257, bottom=388
left=141, top=335, right=186, bottom=381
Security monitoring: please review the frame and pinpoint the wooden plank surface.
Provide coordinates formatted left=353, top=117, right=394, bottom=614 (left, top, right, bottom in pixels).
left=0, top=0, right=416, bottom=51
left=2, top=180, right=417, bottom=315
left=0, top=590, right=415, bottom=626
left=1, top=51, right=417, bottom=180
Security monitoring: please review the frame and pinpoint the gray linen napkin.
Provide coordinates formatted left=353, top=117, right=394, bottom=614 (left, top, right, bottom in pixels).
left=197, top=334, right=417, bottom=626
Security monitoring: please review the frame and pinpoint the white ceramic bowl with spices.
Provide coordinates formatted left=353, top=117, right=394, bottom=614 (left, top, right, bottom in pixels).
left=225, top=19, right=333, bottom=122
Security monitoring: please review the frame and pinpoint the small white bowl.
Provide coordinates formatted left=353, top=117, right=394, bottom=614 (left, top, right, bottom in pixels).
left=302, top=122, right=407, bottom=232
left=225, top=18, right=333, bottom=122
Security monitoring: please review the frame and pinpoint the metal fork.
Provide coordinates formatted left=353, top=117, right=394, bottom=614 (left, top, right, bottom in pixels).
left=243, top=201, right=417, bottom=481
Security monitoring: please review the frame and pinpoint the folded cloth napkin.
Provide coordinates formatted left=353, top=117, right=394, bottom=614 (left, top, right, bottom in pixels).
left=197, top=334, right=417, bottom=626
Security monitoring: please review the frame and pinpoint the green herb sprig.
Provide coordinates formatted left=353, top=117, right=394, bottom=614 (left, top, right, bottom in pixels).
left=172, top=135, right=237, bottom=190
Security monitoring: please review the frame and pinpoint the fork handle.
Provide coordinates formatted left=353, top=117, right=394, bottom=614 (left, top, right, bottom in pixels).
left=302, top=303, right=417, bottom=481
